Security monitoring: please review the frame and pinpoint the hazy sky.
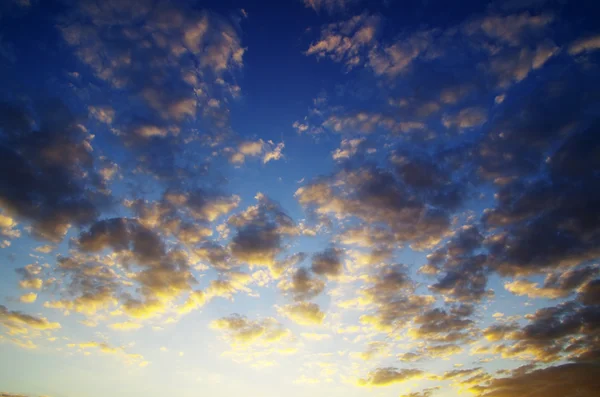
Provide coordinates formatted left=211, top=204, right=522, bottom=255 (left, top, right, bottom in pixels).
left=1, top=1, right=600, bottom=396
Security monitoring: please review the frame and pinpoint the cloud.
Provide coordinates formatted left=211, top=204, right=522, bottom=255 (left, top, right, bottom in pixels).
left=354, top=341, right=389, bottom=360
left=504, top=267, right=597, bottom=299
left=0, top=100, right=104, bottom=242
left=228, top=194, right=298, bottom=273
left=357, top=367, right=424, bottom=386
left=306, top=14, right=380, bottom=70
left=43, top=254, right=120, bottom=316
left=578, top=279, right=600, bottom=306
left=263, top=142, right=285, bottom=164
left=322, top=111, right=425, bottom=135
left=311, top=247, right=344, bottom=277
left=177, top=291, right=207, bottom=314
left=279, top=302, right=325, bottom=326
left=18, top=293, right=37, bottom=304
left=33, top=245, right=54, bottom=254
left=88, top=106, right=115, bottom=125
left=59, top=0, right=245, bottom=176
left=477, top=363, right=600, bottom=397
left=486, top=39, right=559, bottom=88
left=0, top=305, right=61, bottom=335
left=296, top=163, right=459, bottom=252
left=40, top=216, right=213, bottom=320
left=400, top=343, right=464, bottom=362
left=67, top=340, right=147, bottom=367
left=408, top=305, right=476, bottom=344
left=481, top=299, right=600, bottom=362
left=279, top=267, right=325, bottom=301
left=16, top=264, right=44, bottom=291
left=399, top=388, right=440, bottom=397
left=332, top=138, right=367, bottom=161
left=442, top=107, right=488, bottom=129
left=228, top=140, right=285, bottom=165
left=349, top=266, right=435, bottom=332
left=427, top=226, right=491, bottom=302
left=205, top=272, right=253, bottom=300
left=108, top=321, right=143, bottom=331
left=568, top=34, right=600, bottom=55
left=210, top=314, right=290, bottom=346
left=464, top=12, right=553, bottom=47
left=0, top=212, right=20, bottom=239
left=480, top=69, right=600, bottom=276
left=367, top=30, right=435, bottom=77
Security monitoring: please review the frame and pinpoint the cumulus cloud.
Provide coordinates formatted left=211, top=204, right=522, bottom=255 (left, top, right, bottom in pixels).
left=427, top=226, right=491, bottom=302
left=0, top=100, right=104, bottom=242
left=408, top=305, right=476, bottom=344
left=43, top=218, right=198, bottom=319
left=306, top=14, right=380, bottom=70
left=296, top=157, right=463, bottom=251
left=57, top=0, right=245, bottom=177
left=476, top=363, right=600, bottom=397
left=228, top=194, right=298, bottom=273
left=311, top=247, right=344, bottom=277
left=228, top=140, right=285, bottom=165
left=343, top=265, right=435, bottom=332
left=481, top=299, right=600, bottom=363
left=210, top=314, right=290, bottom=346
left=357, top=367, right=424, bottom=386
left=442, top=107, right=488, bottom=129
left=279, top=302, right=325, bottom=326
left=0, top=305, right=60, bottom=334
left=504, top=267, right=598, bottom=299
left=279, top=267, right=325, bottom=301
left=67, top=340, right=148, bottom=367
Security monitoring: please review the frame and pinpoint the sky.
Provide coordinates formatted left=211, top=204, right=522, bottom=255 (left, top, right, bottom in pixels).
left=0, top=0, right=599, bottom=396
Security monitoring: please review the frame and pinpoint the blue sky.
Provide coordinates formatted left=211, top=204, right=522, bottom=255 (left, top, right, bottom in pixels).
left=1, top=1, right=600, bottom=397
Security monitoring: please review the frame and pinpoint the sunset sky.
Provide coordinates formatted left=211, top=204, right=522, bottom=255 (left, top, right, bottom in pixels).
left=1, top=0, right=600, bottom=396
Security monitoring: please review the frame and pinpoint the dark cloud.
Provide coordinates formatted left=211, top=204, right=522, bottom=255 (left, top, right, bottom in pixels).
left=0, top=99, right=107, bottom=242
left=425, top=226, right=491, bottom=302
left=0, top=304, right=61, bottom=333
left=43, top=254, right=121, bottom=316
left=46, top=217, right=197, bottom=318
left=579, top=279, right=600, bottom=306
left=356, top=265, right=435, bottom=331
left=410, top=304, right=476, bottom=343
left=505, top=266, right=599, bottom=300
left=193, top=242, right=234, bottom=271
left=296, top=161, right=460, bottom=251
left=280, top=267, right=325, bottom=301
left=228, top=194, right=298, bottom=274
left=477, top=363, right=600, bottom=397
left=478, top=65, right=600, bottom=181
left=482, top=299, right=600, bottom=362
left=484, top=125, right=600, bottom=275
left=311, top=247, right=344, bottom=277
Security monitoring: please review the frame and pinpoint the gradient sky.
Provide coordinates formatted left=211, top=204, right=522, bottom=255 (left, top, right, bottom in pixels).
left=1, top=1, right=600, bottom=397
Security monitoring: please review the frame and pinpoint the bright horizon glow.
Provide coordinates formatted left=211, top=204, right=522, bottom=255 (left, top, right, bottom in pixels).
left=0, top=1, right=599, bottom=397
